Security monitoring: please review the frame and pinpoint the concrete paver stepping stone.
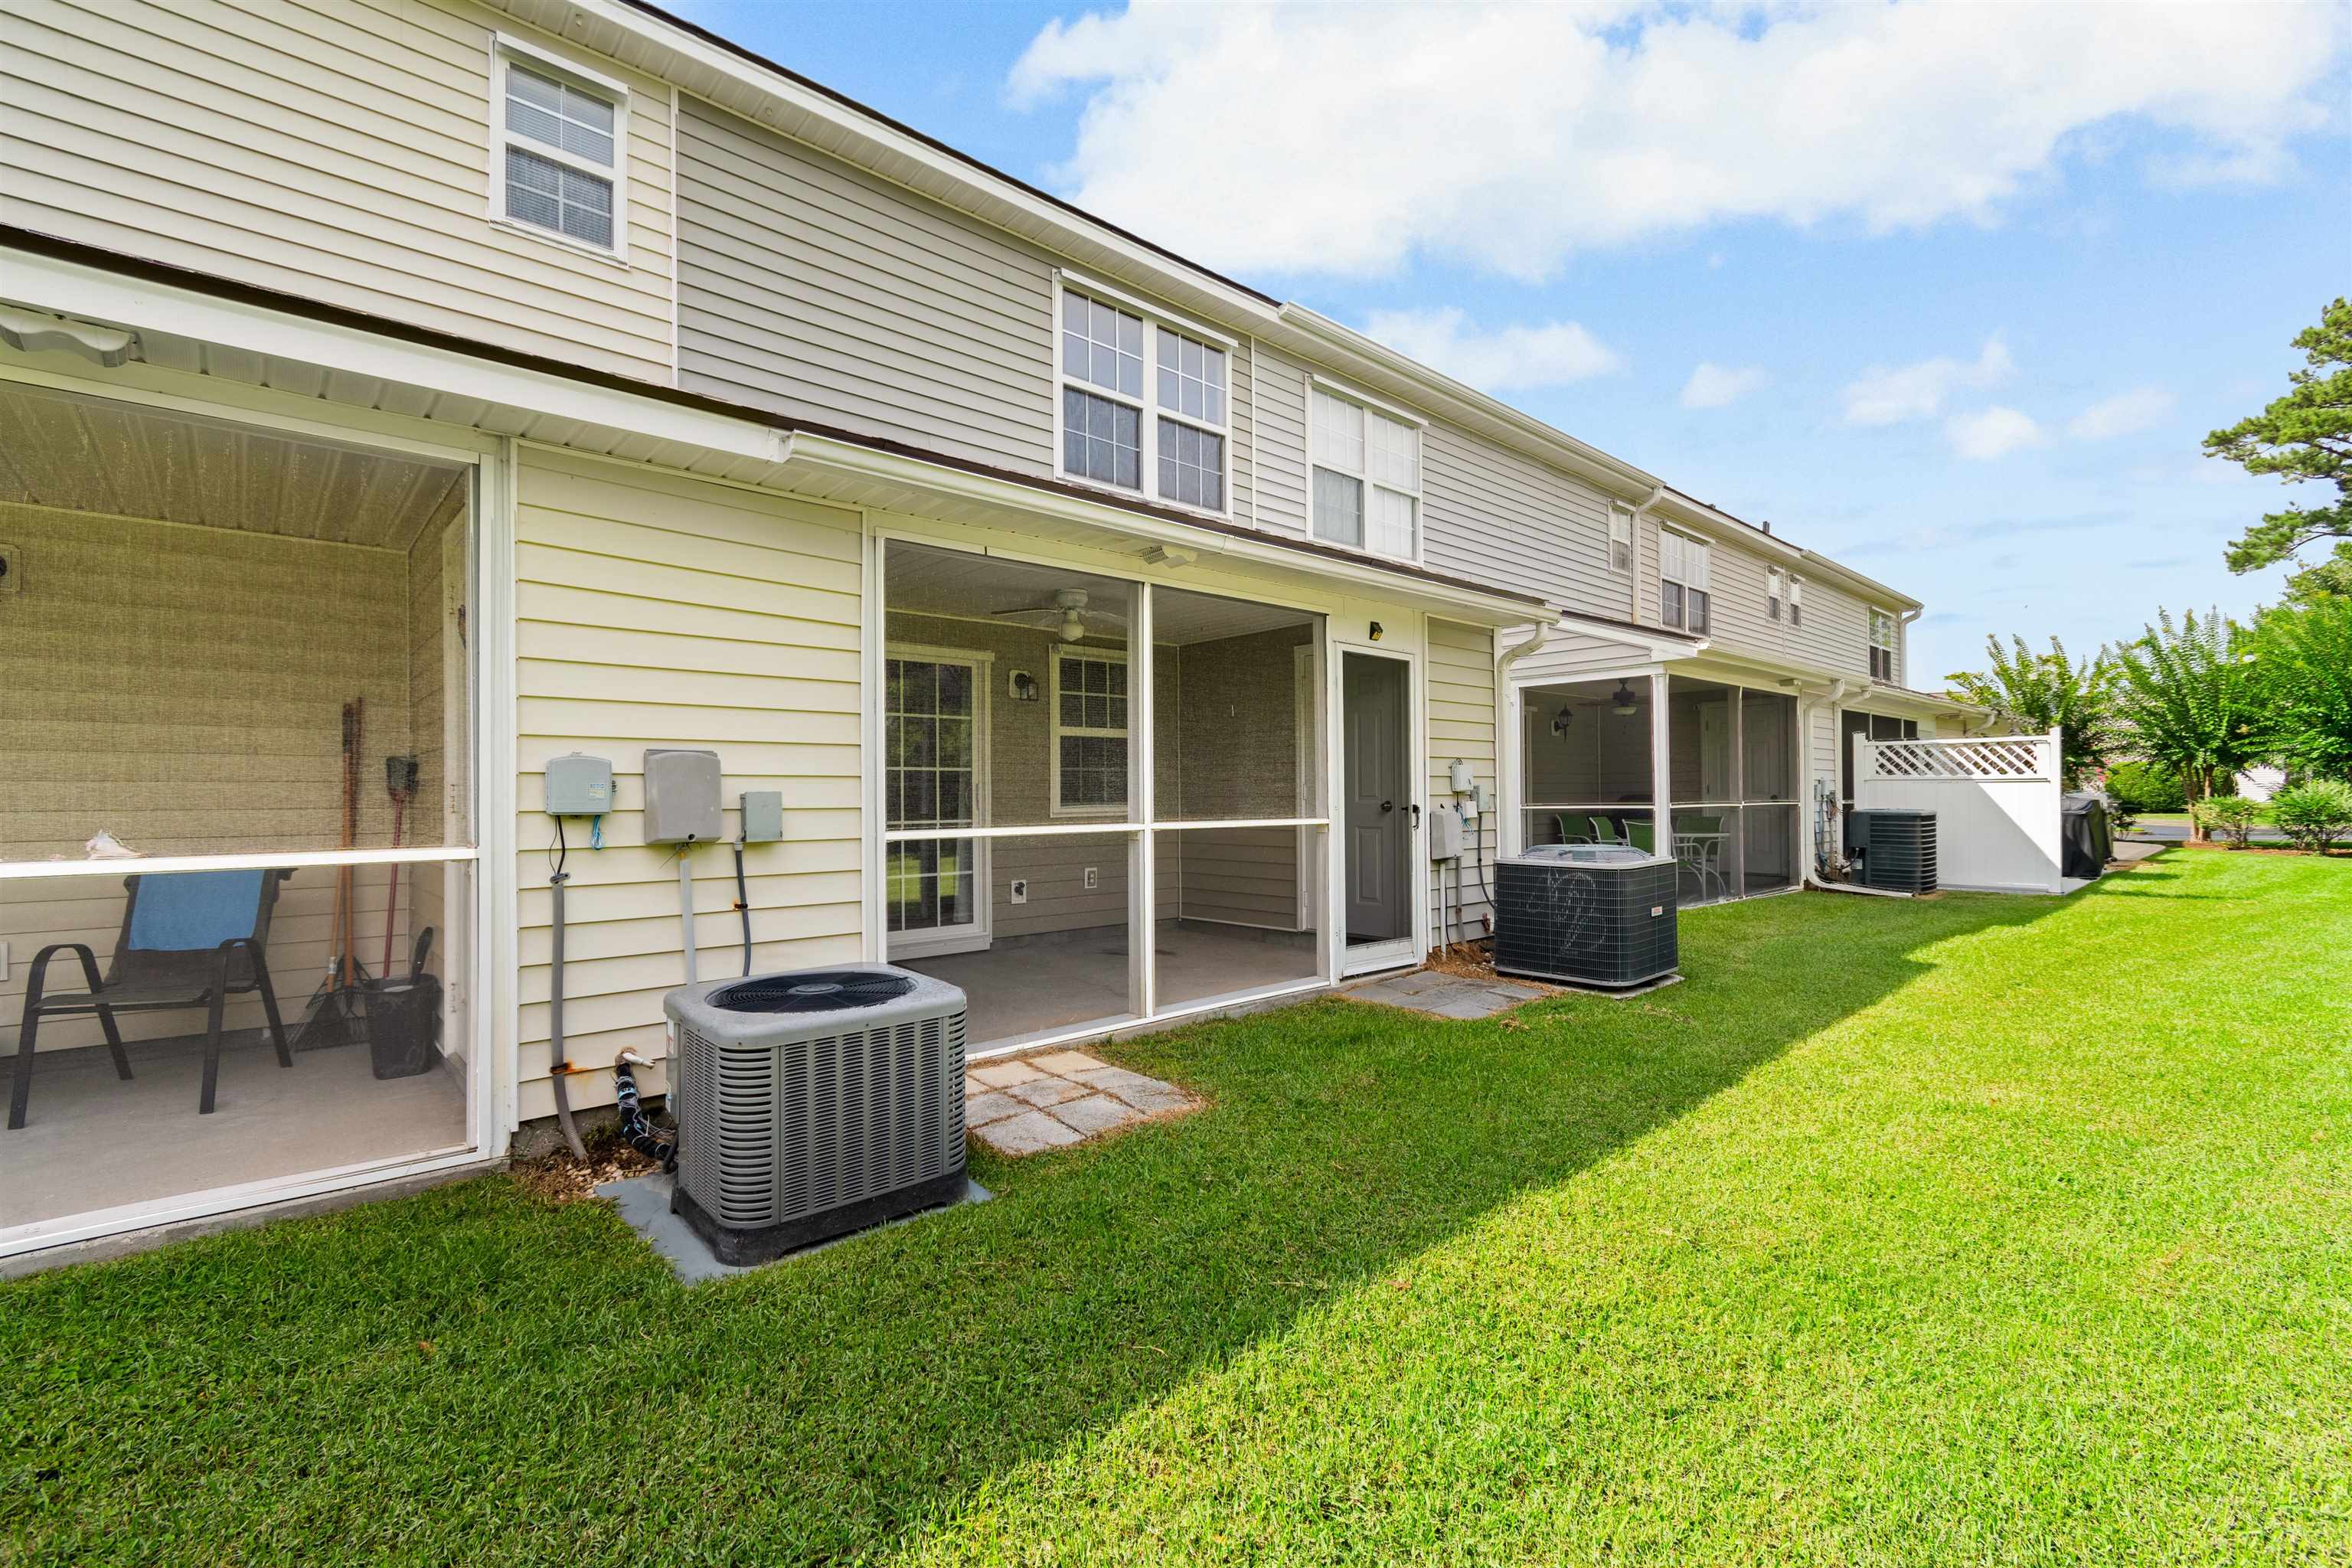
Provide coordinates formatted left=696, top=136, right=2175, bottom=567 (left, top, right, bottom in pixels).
left=969, top=1060, right=1046, bottom=1089
left=1050, top=1094, right=1139, bottom=1136
left=1030, top=1050, right=1111, bottom=1077
left=974, top=1109, right=1084, bottom=1155
left=964, top=1090, right=1022, bottom=1128
left=1008, top=1076, right=1089, bottom=1109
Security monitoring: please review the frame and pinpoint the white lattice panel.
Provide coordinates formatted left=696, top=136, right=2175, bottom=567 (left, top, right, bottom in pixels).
left=1867, top=736, right=2053, bottom=782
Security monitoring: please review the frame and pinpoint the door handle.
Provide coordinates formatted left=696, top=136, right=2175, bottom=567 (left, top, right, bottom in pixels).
left=1380, top=799, right=1393, bottom=813
left=1410, top=802, right=1423, bottom=828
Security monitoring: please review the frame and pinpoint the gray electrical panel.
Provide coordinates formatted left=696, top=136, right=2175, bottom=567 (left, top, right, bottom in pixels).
left=739, top=789, right=784, bottom=843
left=644, top=747, right=723, bottom=843
left=544, top=753, right=613, bottom=816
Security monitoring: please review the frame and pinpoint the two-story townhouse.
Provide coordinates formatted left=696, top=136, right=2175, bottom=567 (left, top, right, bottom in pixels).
left=0, top=0, right=1974, bottom=1263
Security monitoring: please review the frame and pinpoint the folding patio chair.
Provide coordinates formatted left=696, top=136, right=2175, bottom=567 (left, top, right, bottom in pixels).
left=9, top=869, right=295, bottom=1129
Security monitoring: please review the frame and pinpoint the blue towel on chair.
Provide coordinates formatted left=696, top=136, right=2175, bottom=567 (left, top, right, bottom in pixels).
left=126, top=871, right=267, bottom=952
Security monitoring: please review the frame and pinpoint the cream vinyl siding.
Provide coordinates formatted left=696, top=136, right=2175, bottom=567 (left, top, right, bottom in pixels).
left=0, top=0, right=676, bottom=379
left=1247, top=345, right=1313, bottom=535
left=1422, top=425, right=1630, bottom=621
left=511, top=449, right=863, bottom=1120
left=1428, top=618, right=1498, bottom=940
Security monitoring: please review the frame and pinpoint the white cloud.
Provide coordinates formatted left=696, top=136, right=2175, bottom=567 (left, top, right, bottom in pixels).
left=1946, top=406, right=2047, bottom=460
left=1681, top=362, right=1769, bottom=410
left=2069, top=386, right=2176, bottom=439
left=1842, top=338, right=2013, bottom=426
left=1007, top=2, right=2344, bottom=280
left=1360, top=307, right=1621, bottom=391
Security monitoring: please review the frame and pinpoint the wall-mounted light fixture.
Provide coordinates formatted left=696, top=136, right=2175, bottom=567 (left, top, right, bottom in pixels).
left=1008, top=669, right=1040, bottom=703
left=1368, top=621, right=1384, bottom=642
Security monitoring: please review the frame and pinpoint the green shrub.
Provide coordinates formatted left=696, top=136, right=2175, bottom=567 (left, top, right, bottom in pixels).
left=2105, top=760, right=2187, bottom=812
left=2190, top=795, right=2265, bottom=849
left=2268, top=780, right=2352, bottom=854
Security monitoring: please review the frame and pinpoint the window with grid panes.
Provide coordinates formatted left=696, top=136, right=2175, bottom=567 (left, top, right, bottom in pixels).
left=1052, top=649, right=1129, bottom=813
left=885, top=657, right=978, bottom=933
left=498, top=55, right=621, bottom=252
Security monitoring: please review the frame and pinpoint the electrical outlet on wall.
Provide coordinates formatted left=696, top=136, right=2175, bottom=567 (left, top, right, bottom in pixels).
left=1010, top=878, right=1028, bottom=905
left=1083, top=866, right=1098, bottom=890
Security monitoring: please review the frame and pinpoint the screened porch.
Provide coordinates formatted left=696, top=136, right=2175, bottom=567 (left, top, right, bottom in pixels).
left=880, top=540, right=1330, bottom=1054
left=1517, top=673, right=1801, bottom=905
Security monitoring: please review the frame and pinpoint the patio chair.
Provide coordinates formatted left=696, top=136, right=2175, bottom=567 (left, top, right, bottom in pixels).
left=1672, top=815, right=1730, bottom=903
left=1550, top=814, right=1586, bottom=845
left=1626, top=818, right=1657, bottom=854
left=1588, top=816, right=1622, bottom=844
left=9, top=869, right=295, bottom=1129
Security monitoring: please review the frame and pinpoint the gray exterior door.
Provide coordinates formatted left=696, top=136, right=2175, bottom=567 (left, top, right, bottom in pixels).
left=1342, top=652, right=1410, bottom=945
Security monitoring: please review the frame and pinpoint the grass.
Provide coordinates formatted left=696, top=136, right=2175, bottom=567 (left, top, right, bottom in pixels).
left=7, top=851, right=2350, bottom=1565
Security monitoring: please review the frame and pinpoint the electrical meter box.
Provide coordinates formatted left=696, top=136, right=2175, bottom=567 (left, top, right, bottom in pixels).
left=1429, top=804, right=1465, bottom=861
left=643, top=747, right=723, bottom=843
left=544, top=753, right=613, bottom=816
left=739, top=789, right=784, bottom=843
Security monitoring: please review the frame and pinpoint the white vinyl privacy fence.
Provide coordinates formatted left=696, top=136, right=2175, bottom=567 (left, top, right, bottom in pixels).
left=1852, top=728, right=2065, bottom=893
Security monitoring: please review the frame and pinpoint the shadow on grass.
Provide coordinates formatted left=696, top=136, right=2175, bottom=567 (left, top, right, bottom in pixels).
left=3, top=883, right=2080, bottom=1563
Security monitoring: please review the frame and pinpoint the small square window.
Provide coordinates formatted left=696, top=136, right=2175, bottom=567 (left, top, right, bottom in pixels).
left=496, top=47, right=624, bottom=255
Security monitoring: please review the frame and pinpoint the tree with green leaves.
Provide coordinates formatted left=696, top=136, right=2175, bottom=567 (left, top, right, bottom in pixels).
left=2207, top=298, right=2352, bottom=603
left=1943, top=634, right=2118, bottom=789
left=2252, top=595, right=2352, bottom=782
left=2109, top=608, right=2268, bottom=842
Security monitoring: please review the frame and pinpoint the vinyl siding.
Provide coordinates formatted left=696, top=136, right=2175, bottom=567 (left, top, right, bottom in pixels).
left=511, top=449, right=864, bottom=1121
left=673, top=95, right=1266, bottom=521
left=1423, top=425, right=1634, bottom=623
left=1428, top=618, right=1497, bottom=942
left=1248, top=345, right=1313, bottom=536
left=0, top=0, right=678, bottom=379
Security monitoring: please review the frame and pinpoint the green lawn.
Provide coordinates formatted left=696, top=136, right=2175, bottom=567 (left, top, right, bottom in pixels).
left=7, top=852, right=2350, bottom=1566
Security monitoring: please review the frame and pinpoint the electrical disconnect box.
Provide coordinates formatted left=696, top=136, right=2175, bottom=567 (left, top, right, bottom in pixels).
left=1429, top=805, right=1465, bottom=861
left=644, top=748, right=724, bottom=843
left=1448, top=758, right=1475, bottom=795
left=544, top=753, right=614, bottom=816
left=739, top=789, right=784, bottom=843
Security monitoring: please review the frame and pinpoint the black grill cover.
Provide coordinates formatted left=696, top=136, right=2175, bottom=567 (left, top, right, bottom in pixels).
left=2061, top=793, right=2112, bottom=879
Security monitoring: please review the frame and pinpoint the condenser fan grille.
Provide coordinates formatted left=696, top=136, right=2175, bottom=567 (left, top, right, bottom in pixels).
left=708, top=972, right=918, bottom=1014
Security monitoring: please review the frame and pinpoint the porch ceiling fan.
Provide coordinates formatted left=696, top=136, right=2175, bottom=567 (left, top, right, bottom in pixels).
left=991, top=586, right=1127, bottom=643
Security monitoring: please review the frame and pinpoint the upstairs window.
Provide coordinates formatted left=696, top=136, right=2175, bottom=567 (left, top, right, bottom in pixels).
left=1767, top=567, right=1785, bottom=622
left=1057, top=283, right=1229, bottom=513
left=1609, top=505, right=1634, bottom=575
left=1788, top=575, right=1805, bottom=628
left=1311, top=384, right=1420, bottom=561
left=1660, top=530, right=1712, bottom=635
left=1869, top=609, right=1899, bottom=681
left=495, top=43, right=627, bottom=256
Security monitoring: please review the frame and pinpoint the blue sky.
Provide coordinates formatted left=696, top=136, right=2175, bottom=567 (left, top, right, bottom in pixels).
left=671, top=0, right=2350, bottom=682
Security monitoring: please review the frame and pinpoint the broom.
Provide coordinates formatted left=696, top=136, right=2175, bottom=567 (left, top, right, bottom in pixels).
left=294, top=699, right=368, bottom=1050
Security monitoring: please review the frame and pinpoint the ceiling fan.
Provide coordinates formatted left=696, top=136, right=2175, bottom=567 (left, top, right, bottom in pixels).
left=991, top=586, right=1127, bottom=643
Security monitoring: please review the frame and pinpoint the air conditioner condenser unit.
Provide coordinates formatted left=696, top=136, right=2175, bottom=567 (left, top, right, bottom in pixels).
left=1493, top=843, right=1680, bottom=988
left=665, top=963, right=967, bottom=1264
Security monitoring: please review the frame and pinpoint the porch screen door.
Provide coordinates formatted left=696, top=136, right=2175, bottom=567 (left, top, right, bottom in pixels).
left=886, top=655, right=988, bottom=956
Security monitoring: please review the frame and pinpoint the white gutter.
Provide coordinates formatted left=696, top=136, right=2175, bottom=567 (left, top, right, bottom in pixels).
left=781, top=431, right=1547, bottom=626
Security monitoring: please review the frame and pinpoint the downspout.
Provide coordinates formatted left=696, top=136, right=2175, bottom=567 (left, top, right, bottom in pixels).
left=1631, top=485, right=1666, bottom=623
left=1897, top=606, right=1923, bottom=687
left=1480, top=619, right=1553, bottom=932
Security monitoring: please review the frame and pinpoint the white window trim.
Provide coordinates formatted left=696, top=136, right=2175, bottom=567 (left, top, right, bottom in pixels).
left=1306, top=381, right=1425, bottom=567
left=1608, top=503, right=1635, bottom=577
left=1788, top=574, right=1805, bottom=628
left=1868, top=606, right=1898, bottom=681
left=1767, top=565, right=1784, bottom=622
left=488, top=33, right=631, bottom=263
left=1048, top=644, right=1132, bottom=818
left=884, top=643, right=994, bottom=958
left=1659, top=528, right=1712, bottom=634
left=1050, top=275, right=1234, bottom=521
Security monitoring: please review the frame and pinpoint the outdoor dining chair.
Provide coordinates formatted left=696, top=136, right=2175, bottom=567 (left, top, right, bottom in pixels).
left=9, top=869, right=295, bottom=1129
left=1587, top=815, right=1622, bottom=844
left=1673, top=814, right=1732, bottom=903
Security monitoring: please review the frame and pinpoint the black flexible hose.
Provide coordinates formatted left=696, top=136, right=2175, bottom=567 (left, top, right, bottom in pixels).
left=612, top=1057, right=678, bottom=1172
left=1472, top=804, right=1495, bottom=943
left=733, top=841, right=752, bottom=978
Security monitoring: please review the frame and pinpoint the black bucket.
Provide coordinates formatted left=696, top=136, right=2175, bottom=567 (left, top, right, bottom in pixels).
left=363, top=928, right=442, bottom=1080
